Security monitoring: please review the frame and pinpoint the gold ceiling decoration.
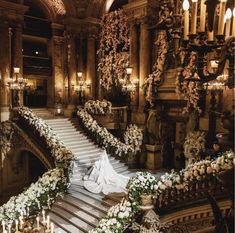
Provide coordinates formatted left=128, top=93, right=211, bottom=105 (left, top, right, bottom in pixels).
left=49, top=0, right=66, bottom=15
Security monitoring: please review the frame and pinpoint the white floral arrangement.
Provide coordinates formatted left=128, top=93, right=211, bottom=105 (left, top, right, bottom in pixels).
left=98, top=10, right=130, bottom=91
left=77, top=109, right=135, bottom=157
left=143, top=31, right=169, bottom=105
left=84, top=100, right=112, bottom=115
left=175, top=52, right=201, bottom=114
left=184, top=131, right=206, bottom=162
left=17, top=106, right=74, bottom=167
left=91, top=151, right=234, bottom=232
left=0, top=168, right=67, bottom=223
left=124, top=124, right=143, bottom=153
left=127, top=172, right=157, bottom=207
left=90, top=198, right=133, bottom=233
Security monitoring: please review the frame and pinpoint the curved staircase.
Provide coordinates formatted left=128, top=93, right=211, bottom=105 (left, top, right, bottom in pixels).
left=32, top=109, right=133, bottom=232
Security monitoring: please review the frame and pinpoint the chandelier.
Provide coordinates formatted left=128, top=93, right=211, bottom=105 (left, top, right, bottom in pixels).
left=8, top=67, right=27, bottom=90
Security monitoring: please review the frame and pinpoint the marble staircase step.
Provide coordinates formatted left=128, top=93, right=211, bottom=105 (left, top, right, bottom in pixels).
left=58, top=195, right=105, bottom=219
left=49, top=210, right=86, bottom=233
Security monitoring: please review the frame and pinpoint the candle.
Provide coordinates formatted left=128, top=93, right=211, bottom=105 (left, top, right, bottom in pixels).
left=191, top=0, right=198, bottom=34
left=232, top=8, right=235, bottom=36
left=46, top=216, right=50, bottom=230
left=36, top=216, right=40, bottom=229
left=19, top=216, right=23, bottom=229
left=183, top=0, right=190, bottom=40
left=8, top=224, right=11, bottom=233
left=15, top=220, right=19, bottom=232
left=208, top=30, right=214, bottom=41
left=200, top=0, right=206, bottom=32
left=225, top=8, right=232, bottom=39
left=2, top=220, right=5, bottom=232
left=218, top=0, right=227, bottom=35
left=50, top=223, right=54, bottom=233
left=42, top=210, right=46, bottom=223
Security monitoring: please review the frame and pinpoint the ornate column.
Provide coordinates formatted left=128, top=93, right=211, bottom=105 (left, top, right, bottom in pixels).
left=86, top=32, right=96, bottom=100
left=129, top=22, right=139, bottom=109
left=12, top=23, right=23, bottom=106
left=51, top=35, right=65, bottom=109
left=0, top=23, right=11, bottom=121
left=139, top=20, right=150, bottom=112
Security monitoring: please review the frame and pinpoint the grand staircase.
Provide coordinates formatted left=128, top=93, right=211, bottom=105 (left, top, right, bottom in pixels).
left=32, top=109, right=132, bottom=232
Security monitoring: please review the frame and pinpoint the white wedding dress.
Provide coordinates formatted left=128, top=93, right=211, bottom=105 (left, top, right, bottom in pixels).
left=83, top=150, right=130, bottom=195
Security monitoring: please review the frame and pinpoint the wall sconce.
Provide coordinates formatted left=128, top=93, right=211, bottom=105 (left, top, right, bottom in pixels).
left=126, top=67, right=133, bottom=75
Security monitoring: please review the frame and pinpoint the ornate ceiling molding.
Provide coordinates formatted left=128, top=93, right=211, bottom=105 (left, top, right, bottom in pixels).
left=47, top=0, right=66, bottom=15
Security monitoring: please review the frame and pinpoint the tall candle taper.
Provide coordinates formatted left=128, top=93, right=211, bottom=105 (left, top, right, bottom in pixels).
left=2, top=220, right=5, bottom=232
left=191, top=0, right=198, bottom=34
left=15, top=220, right=19, bottom=232
left=50, top=223, right=54, bottom=233
left=46, top=216, right=50, bottom=230
left=42, top=210, right=46, bottom=223
left=183, top=0, right=190, bottom=40
left=232, top=8, right=235, bottom=36
left=218, top=0, right=227, bottom=35
left=225, top=8, right=232, bottom=39
left=8, top=224, right=11, bottom=233
left=36, top=216, right=40, bottom=229
left=200, top=0, right=206, bottom=31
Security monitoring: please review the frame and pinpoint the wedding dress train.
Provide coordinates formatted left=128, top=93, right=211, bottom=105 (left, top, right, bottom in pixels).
left=83, top=150, right=130, bottom=195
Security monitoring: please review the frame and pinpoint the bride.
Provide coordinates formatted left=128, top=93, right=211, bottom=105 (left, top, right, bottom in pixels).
left=83, top=150, right=130, bottom=195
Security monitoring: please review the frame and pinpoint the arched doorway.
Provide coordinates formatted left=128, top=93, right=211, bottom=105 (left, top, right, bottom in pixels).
left=1, top=149, right=47, bottom=205
left=23, top=0, right=52, bottom=108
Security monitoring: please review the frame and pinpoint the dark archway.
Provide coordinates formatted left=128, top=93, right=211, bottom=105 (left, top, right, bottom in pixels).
left=0, top=149, right=47, bottom=205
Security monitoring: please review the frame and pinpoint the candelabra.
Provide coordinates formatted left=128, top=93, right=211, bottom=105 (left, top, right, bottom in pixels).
left=182, top=0, right=235, bottom=87
left=121, top=67, right=139, bottom=95
left=7, top=67, right=28, bottom=107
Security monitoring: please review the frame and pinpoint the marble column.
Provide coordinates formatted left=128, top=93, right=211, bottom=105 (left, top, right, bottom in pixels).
left=0, top=23, right=11, bottom=121
left=139, top=20, right=150, bottom=112
left=51, top=36, right=65, bottom=109
left=13, top=23, right=23, bottom=106
left=67, top=34, right=77, bottom=105
left=129, top=22, right=139, bottom=109
left=86, top=34, right=96, bottom=100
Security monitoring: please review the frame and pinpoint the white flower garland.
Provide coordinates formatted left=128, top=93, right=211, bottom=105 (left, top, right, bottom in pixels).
left=77, top=109, right=134, bottom=157
left=91, top=151, right=235, bottom=232
left=184, top=131, right=206, bottom=162
left=84, top=100, right=112, bottom=115
left=17, top=106, right=74, bottom=167
left=0, top=168, right=67, bottom=223
left=0, top=107, right=74, bottom=224
left=143, top=31, right=169, bottom=105
left=124, top=124, right=143, bottom=153
left=98, top=10, right=130, bottom=91
left=175, top=52, right=201, bottom=114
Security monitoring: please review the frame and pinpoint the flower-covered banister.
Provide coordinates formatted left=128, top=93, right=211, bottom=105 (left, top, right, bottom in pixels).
left=0, top=107, right=74, bottom=224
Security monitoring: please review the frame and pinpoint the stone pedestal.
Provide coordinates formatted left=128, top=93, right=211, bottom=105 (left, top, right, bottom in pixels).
left=145, top=144, right=162, bottom=169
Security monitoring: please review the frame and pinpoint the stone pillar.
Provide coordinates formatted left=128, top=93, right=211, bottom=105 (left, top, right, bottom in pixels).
left=12, top=23, right=23, bottom=106
left=51, top=36, right=65, bottom=110
left=139, top=21, right=150, bottom=110
left=86, top=33, right=96, bottom=100
left=130, top=22, right=139, bottom=109
left=0, top=23, right=11, bottom=121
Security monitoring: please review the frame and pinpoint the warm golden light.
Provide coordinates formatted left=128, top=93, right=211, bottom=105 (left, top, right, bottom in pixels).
left=14, top=67, right=20, bottom=74
left=183, top=0, right=190, bottom=11
left=126, top=67, right=133, bottom=75
left=225, top=8, right=232, bottom=19
left=233, top=8, right=235, bottom=16
left=77, top=72, right=83, bottom=78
